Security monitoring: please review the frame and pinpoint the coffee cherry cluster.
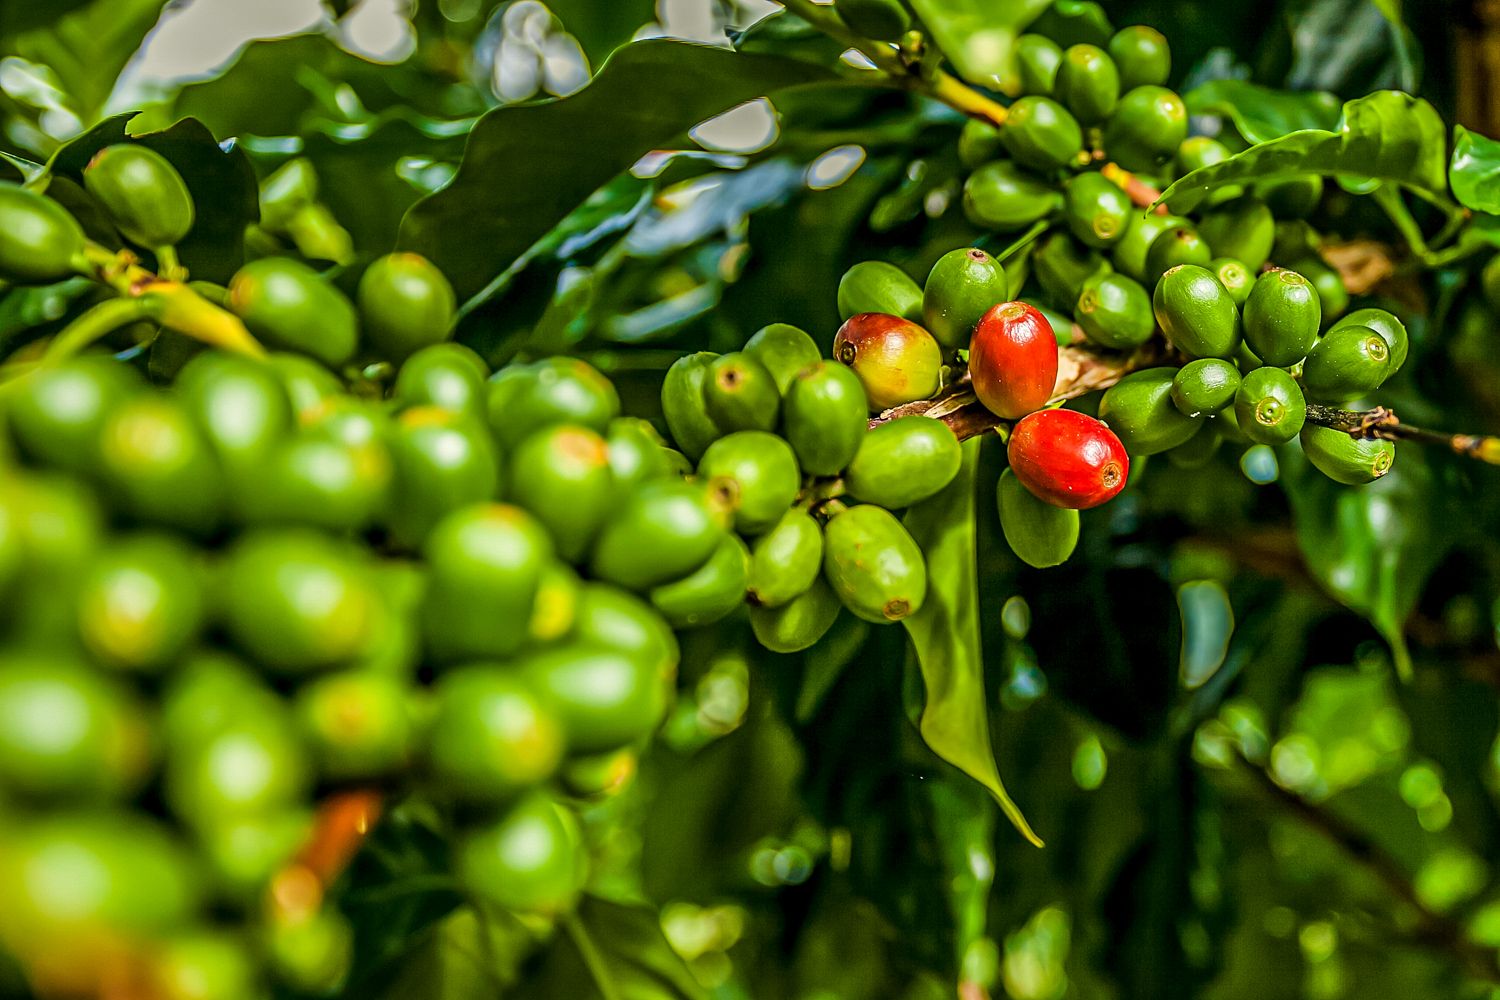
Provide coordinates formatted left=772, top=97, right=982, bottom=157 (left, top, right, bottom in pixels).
left=661, top=321, right=965, bottom=653
left=796, top=0, right=1413, bottom=570
left=0, top=154, right=708, bottom=998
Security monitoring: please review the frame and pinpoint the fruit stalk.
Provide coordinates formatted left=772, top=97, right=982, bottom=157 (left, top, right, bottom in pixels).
left=1305, top=402, right=1500, bottom=466
left=777, top=0, right=1009, bottom=128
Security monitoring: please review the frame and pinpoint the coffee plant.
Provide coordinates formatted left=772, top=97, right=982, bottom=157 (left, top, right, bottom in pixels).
left=1, top=0, right=1500, bottom=997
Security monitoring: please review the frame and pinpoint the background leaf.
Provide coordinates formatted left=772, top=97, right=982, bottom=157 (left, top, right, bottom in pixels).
left=1448, top=124, right=1500, bottom=215
left=903, top=439, right=1042, bottom=847
left=1161, top=90, right=1447, bottom=213
left=396, top=39, right=838, bottom=299
left=1184, top=79, right=1341, bottom=144
left=9, top=0, right=164, bottom=126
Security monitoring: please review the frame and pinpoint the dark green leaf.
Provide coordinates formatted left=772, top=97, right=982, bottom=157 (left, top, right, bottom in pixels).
left=396, top=39, right=838, bottom=299
left=547, top=0, right=656, bottom=66
left=1183, top=80, right=1341, bottom=144
left=908, top=0, right=1052, bottom=94
left=48, top=114, right=259, bottom=284
left=10, top=0, right=164, bottom=126
left=0, top=150, right=45, bottom=184
left=1281, top=445, right=1461, bottom=681
left=0, top=0, right=92, bottom=40
left=1160, top=91, right=1447, bottom=214
left=902, top=438, right=1042, bottom=847
left=1448, top=125, right=1500, bottom=215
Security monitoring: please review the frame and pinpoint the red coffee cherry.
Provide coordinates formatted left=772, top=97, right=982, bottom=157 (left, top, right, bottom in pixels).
left=832, top=312, right=943, bottom=411
left=969, top=302, right=1059, bottom=419
left=1007, top=408, right=1129, bottom=509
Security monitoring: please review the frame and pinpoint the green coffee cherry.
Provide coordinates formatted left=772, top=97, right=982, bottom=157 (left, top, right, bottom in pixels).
left=1033, top=0, right=1114, bottom=46
left=0, top=654, right=152, bottom=800
left=1098, top=367, right=1204, bottom=455
left=426, top=666, right=563, bottom=801
left=835, top=0, right=910, bottom=39
left=999, top=96, right=1085, bottom=172
left=455, top=793, right=586, bottom=915
left=78, top=534, right=204, bottom=673
left=295, top=670, right=413, bottom=780
left=1016, top=34, right=1065, bottom=95
left=958, top=119, right=1003, bottom=168
left=650, top=533, right=750, bottom=629
left=823, top=504, right=927, bottom=623
left=1075, top=271, right=1154, bottom=349
left=591, top=479, right=727, bottom=591
left=782, top=360, right=867, bottom=476
left=387, top=406, right=500, bottom=550
left=1033, top=231, right=1110, bottom=310
left=837, top=260, right=924, bottom=322
left=522, top=644, right=668, bottom=753
left=508, top=424, right=613, bottom=562
left=1242, top=268, right=1321, bottom=367
left=1171, top=358, right=1241, bottom=416
left=1108, top=25, right=1170, bottom=90
left=1055, top=44, right=1120, bottom=124
left=698, top=430, right=801, bottom=535
left=606, top=416, right=672, bottom=491
left=8, top=355, right=143, bottom=475
left=1102, top=86, right=1187, bottom=172
left=221, top=529, right=377, bottom=672
left=748, top=507, right=824, bottom=608
left=1111, top=211, right=1187, bottom=283
left=1301, top=324, right=1391, bottom=403
left=703, top=351, right=781, bottom=433
left=997, top=468, right=1079, bottom=568
left=1254, top=174, right=1323, bottom=218
left=572, top=583, right=679, bottom=677
left=923, top=247, right=1009, bottom=350
left=1152, top=264, right=1241, bottom=359
left=228, top=257, right=359, bottom=367
left=963, top=160, right=1063, bottom=231
left=1063, top=172, right=1133, bottom=248
left=749, top=576, right=842, bottom=653
left=393, top=342, right=486, bottom=418
left=0, top=182, right=86, bottom=284
left=845, top=416, right=961, bottom=509
left=422, top=503, right=552, bottom=662
left=1144, top=225, right=1212, bottom=284
left=262, top=908, right=353, bottom=995
left=744, top=323, right=821, bottom=393
left=267, top=351, right=343, bottom=421
left=487, top=357, right=619, bottom=449
left=356, top=252, right=455, bottom=362
left=97, top=395, right=225, bottom=535
left=1174, top=136, right=1231, bottom=177
left=176, top=352, right=294, bottom=493
left=1166, top=423, right=1222, bottom=468
left=83, top=144, right=194, bottom=249
left=1210, top=257, right=1254, bottom=306
left=1288, top=256, right=1349, bottom=323
left=1234, top=366, right=1306, bottom=445
left=661, top=352, right=724, bottom=460
left=1299, top=425, right=1396, bottom=484
left=1196, top=197, right=1274, bottom=271
left=1330, top=307, right=1407, bottom=378
left=165, top=702, right=310, bottom=822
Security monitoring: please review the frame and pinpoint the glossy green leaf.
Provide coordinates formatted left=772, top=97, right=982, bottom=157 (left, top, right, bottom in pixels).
left=1449, top=125, right=1500, bottom=215
left=48, top=114, right=259, bottom=283
left=547, top=0, right=656, bottom=65
left=1282, top=445, right=1459, bottom=682
left=0, top=150, right=45, bottom=184
left=908, top=0, right=1052, bottom=95
left=1160, top=91, right=1447, bottom=214
left=903, top=438, right=1042, bottom=847
left=9, top=0, right=163, bottom=125
left=397, top=39, right=837, bottom=299
left=1183, top=80, right=1341, bottom=144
